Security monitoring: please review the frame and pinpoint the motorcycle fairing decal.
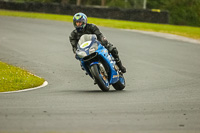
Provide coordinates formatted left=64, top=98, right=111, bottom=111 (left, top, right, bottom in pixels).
left=113, top=74, right=119, bottom=78
left=80, top=41, right=92, bottom=48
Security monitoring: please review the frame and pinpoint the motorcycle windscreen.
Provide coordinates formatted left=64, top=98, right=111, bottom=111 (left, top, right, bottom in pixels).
left=78, top=34, right=97, bottom=47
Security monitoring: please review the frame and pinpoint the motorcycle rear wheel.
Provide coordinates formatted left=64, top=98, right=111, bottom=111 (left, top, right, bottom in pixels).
left=112, top=73, right=125, bottom=90
left=90, top=64, right=110, bottom=92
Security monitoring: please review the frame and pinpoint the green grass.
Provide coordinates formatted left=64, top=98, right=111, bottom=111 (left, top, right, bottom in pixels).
left=0, top=9, right=200, bottom=39
left=0, top=61, right=45, bottom=92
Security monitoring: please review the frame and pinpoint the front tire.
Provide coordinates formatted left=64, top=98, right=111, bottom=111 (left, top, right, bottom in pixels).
left=90, top=64, right=110, bottom=92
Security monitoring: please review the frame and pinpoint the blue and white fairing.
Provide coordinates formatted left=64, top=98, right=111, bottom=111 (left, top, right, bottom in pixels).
left=76, top=34, right=120, bottom=84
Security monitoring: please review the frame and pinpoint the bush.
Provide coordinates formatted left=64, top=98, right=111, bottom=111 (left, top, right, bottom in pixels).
left=147, top=0, right=200, bottom=27
left=165, top=0, right=200, bottom=27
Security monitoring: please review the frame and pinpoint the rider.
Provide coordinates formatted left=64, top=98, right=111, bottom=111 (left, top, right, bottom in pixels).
left=69, top=12, right=126, bottom=73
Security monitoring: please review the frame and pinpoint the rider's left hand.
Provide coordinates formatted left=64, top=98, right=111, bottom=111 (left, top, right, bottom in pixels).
left=75, top=54, right=79, bottom=60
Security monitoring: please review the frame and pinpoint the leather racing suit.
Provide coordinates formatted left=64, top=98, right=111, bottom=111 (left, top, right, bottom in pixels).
left=69, top=23, right=126, bottom=73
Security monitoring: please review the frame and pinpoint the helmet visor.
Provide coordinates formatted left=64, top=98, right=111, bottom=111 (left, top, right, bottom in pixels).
left=75, top=21, right=83, bottom=27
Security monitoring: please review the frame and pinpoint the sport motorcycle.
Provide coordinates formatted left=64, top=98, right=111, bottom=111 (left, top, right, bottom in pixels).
left=75, top=34, right=125, bottom=92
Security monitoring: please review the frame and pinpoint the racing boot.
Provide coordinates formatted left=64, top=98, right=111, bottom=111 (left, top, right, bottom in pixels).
left=106, top=43, right=126, bottom=73
left=116, top=60, right=126, bottom=73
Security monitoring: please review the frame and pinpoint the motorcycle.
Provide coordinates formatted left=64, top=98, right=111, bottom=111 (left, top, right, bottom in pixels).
left=75, top=34, right=125, bottom=92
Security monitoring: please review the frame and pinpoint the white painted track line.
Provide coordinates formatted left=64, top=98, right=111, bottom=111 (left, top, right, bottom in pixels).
left=0, top=81, right=48, bottom=94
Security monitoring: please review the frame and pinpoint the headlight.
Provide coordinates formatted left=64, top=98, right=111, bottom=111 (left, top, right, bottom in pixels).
left=89, top=43, right=98, bottom=54
left=77, top=51, right=87, bottom=58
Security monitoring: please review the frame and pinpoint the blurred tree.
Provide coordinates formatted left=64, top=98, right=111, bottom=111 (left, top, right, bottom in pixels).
left=165, top=0, right=200, bottom=26
left=147, top=0, right=200, bottom=26
left=12, top=0, right=200, bottom=26
left=133, top=0, right=144, bottom=9
left=76, top=0, right=81, bottom=6
left=146, top=0, right=166, bottom=9
left=107, top=0, right=130, bottom=8
left=61, top=0, right=69, bottom=5
left=101, top=0, right=106, bottom=6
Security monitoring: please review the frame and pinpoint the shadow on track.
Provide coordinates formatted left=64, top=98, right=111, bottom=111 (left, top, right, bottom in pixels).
left=57, top=89, right=128, bottom=94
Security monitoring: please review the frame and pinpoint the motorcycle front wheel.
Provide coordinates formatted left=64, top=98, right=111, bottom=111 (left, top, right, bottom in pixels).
left=90, top=64, right=110, bottom=92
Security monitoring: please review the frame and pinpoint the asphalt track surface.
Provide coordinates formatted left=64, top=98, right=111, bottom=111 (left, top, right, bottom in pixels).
left=0, top=16, right=200, bottom=133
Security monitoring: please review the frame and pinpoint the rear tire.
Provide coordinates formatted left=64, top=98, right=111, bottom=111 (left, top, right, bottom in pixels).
left=90, top=64, right=110, bottom=92
left=112, top=73, right=125, bottom=90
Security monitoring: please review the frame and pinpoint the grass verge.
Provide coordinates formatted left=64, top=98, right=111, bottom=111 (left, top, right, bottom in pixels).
left=0, top=61, right=45, bottom=92
left=0, top=9, right=200, bottom=40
